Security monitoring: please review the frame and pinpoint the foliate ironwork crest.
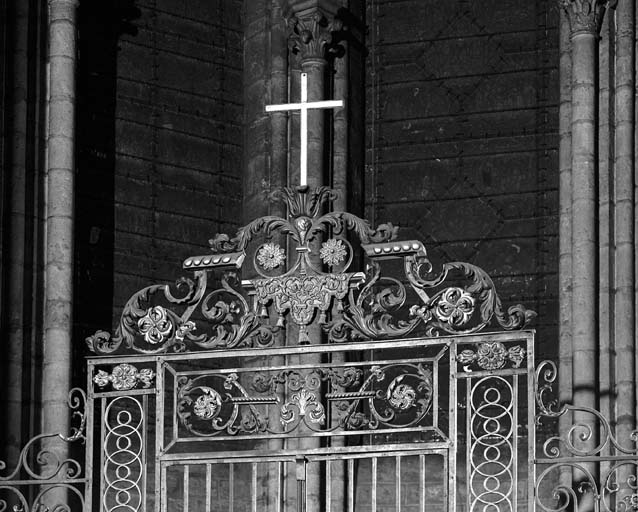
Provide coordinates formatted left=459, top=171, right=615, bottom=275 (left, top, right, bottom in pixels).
left=86, top=186, right=536, bottom=355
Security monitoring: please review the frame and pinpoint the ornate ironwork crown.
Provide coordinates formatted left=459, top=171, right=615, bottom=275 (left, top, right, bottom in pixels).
left=87, top=186, right=536, bottom=355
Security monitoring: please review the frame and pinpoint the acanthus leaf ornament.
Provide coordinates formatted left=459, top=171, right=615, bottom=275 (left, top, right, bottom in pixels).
left=560, top=0, right=611, bottom=35
left=281, top=388, right=326, bottom=426
left=287, top=10, right=343, bottom=62
left=254, top=274, right=350, bottom=326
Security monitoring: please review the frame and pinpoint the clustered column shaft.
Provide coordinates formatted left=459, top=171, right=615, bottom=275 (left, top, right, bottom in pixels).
left=43, top=0, right=78, bottom=441
left=559, top=0, right=638, bottom=507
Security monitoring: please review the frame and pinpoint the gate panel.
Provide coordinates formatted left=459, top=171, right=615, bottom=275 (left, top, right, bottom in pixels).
left=85, top=331, right=535, bottom=511
left=159, top=338, right=451, bottom=453
left=453, top=334, right=535, bottom=512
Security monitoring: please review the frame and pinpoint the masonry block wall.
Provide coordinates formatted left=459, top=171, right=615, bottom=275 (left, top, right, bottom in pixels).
left=365, top=0, right=559, bottom=358
left=75, top=0, right=243, bottom=343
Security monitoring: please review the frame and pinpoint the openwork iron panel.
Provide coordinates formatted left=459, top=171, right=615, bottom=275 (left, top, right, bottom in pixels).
left=533, top=361, right=638, bottom=512
left=160, top=338, right=450, bottom=452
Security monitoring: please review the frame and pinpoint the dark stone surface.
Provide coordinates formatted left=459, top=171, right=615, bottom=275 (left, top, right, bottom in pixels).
left=365, top=0, right=559, bottom=359
left=75, top=0, right=243, bottom=336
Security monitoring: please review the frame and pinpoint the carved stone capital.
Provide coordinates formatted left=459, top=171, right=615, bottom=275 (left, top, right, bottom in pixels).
left=559, top=0, right=610, bottom=35
left=287, top=9, right=344, bottom=63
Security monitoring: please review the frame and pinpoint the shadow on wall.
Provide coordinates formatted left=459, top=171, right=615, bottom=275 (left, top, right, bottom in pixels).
left=74, top=0, right=141, bottom=384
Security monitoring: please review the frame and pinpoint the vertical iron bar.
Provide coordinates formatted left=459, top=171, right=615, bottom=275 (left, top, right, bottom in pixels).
left=466, top=376, right=472, bottom=512
left=160, top=464, right=167, bottom=512
left=155, top=358, right=164, bottom=512
left=206, top=464, right=212, bottom=511
left=142, top=394, right=148, bottom=511
left=277, top=461, right=282, bottom=512
left=326, top=459, right=331, bottom=512
left=433, top=358, right=439, bottom=430
left=85, top=363, right=94, bottom=512
left=296, top=458, right=306, bottom=512
left=252, top=462, right=258, bottom=512
left=527, top=335, right=536, bottom=511
left=449, top=341, right=458, bottom=512
left=512, top=376, right=519, bottom=511
left=229, top=462, right=234, bottom=512
left=395, top=456, right=401, bottom=512
left=172, top=367, right=178, bottom=442
left=419, top=455, right=425, bottom=512
left=100, top=397, right=107, bottom=512
left=183, top=465, right=189, bottom=512
left=347, top=459, right=354, bottom=512
left=443, top=452, right=449, bottom=512
left=372, top=457, right=377, bottom=512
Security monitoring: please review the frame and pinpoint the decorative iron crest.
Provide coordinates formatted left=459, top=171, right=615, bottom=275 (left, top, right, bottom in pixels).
left=86, top=186, right=535, bottom=355
left=175, top=363, right=434, bottom=438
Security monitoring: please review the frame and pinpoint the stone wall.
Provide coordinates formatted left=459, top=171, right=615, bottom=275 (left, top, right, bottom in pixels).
left=75, top=0, right=243, bottom=340
left=365, top=0, right=559, bottom=357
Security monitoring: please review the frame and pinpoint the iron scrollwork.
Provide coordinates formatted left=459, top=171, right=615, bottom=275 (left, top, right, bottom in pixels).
left=534, top=360, right=638, bottom=512
left=0, top=389, right=87, bottom=512
left=87, top=186, right=535, bottom=355
left=175, top=363, right=434, bottom=438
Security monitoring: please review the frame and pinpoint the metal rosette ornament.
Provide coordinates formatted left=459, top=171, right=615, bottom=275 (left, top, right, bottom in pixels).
left=176, top=373, right=273, bottom=437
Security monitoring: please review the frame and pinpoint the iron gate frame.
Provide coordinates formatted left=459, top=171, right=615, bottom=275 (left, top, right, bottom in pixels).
left=85, top=329, right=536, bottom=512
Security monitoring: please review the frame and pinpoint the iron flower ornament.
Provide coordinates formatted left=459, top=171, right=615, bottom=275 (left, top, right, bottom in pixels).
left=138, top=306, right=173, bottom=345
left=320, top=238, right=347, bottom=267
left=256, top=243, right=286, bottom=270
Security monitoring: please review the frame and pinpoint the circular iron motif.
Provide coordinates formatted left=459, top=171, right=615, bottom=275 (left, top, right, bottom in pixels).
left=193, top=387, right=222, bottom=420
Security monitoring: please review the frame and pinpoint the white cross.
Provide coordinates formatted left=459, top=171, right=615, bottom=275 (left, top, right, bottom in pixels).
left=265, top=72, right=343, bottom=187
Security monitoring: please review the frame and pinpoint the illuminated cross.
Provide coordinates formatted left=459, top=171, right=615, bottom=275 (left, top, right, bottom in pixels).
left=265, top=72, right=343, bottom=187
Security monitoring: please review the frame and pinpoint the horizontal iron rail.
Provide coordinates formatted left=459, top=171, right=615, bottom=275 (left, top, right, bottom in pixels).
left=159, top=441, right=451, bottom=463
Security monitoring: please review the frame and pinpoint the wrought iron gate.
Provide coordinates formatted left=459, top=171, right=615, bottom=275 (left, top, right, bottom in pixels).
left=86, top=331, right=535, bottom=512
left=2, top=186, right=637, bottom=511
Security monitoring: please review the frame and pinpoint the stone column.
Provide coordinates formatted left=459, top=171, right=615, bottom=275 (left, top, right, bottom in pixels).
left=558, top=4, right=573, bottom=410
left=561, top=0, right=606, bottom=406
left=288, top=8, right=340, bottom=189
left=42, top=0, right=78, bottom=442
left=288, top=5, right=341, bottom=511
left=613, top=0, right=635, bottom=488
left=557, top=4, right=574, bottom=492
left=561, top=1, right=609, bottom=508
